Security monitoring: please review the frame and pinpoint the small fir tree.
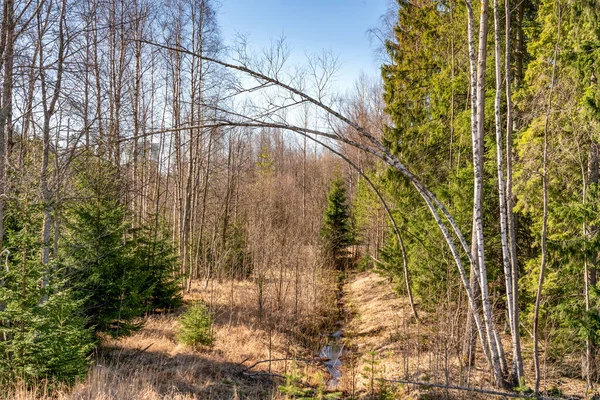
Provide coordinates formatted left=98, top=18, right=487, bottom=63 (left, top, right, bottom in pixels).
left=67, top=197, right=145, bottom=335
left=133, top=222, right=182, bottom=313
left=65, top=157, right=182, bottom=337
left=0, top=197, right=92, bottom=385
left=320, top=176, right=354, bottom=265
left=177, top=302, right=214, bottom=349
left=65, top=159, right=148, bottom=337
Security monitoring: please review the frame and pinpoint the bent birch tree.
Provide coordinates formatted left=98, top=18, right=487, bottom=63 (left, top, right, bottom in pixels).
left=139, top=37, right=508, bottom=387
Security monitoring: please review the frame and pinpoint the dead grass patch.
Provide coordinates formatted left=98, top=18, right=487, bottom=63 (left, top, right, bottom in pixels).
left=3, top=269, right=339, bottom=400
left=339, top=271, right=591, bottom=399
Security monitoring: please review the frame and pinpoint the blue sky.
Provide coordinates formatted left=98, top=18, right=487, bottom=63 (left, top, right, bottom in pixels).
left=217, top=0, right=391, bottom=91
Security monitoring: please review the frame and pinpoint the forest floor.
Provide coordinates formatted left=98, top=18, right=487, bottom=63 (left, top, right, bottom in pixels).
left=21, top=278, right=336, bottom=400
left=338, top=271, right=592, bottom=400
left=12, top=270, right=595, bottom=399
left=336, top=270, right=424, bottom=399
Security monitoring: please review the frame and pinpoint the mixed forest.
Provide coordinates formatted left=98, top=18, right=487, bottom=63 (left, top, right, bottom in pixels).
left=2, top=0, right=600, bottom=398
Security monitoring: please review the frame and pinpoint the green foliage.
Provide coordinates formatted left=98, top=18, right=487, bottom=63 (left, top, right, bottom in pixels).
left=278, top=361, right=308, bottom=397
left=177, top=302, right=214, bottom=348
left=379, top=0, right=487, bottom=308
left=65, top=161, right=146, bottom=336
left=277, top=362, right=342, bottom=400
left=0, top=151, right=181, bottom=387
left=362, top=349, right=381, bottom=398
left=376, top=380, right=400, bottom=400
left=132, top=223, right=182, bottom=313
left=377, top=235, right=404, bottom=279
left=0, top=197, right=92, bottom=385
left=513, top=376, right=532, bottom=395
left=24, top=290, right=93, bottom=384
left=352, top=171, right=384, bottom=242
left=320, top=176, right=354, bottom=264
left=65, top=158, right=181, bottom=337
left=256, top=145, right=275, bottom=175
left=220, top=221, right=253, bottom=279
left=356, top=254, right=373, bottom=272
left=512, top=0, right=600, bottom=369
left=382, top=0, right=470, bottom=181
left=278, top=365, right=314, bottom=398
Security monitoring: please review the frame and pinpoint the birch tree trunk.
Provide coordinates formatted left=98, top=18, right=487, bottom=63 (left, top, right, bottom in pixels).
left=0, top=0, right=15, bottom=250
left=132, top=0, right=143, bottom=223
left=585, top=142, right=598, bottom=388
left=465, top=0, right=506, bottom=385
left=505, top=0, right=525, bottom=385
left=463, top=226, right=482, bottom=368
left=39, top=0, right=67, bottom=295
left=494, top=0, right=524, bottom=384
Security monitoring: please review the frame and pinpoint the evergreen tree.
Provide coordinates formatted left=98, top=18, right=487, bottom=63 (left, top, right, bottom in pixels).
left=0, top=196, right=92, bottom=385
left=321, top=176, right=354, bottom=265
left=177, top=302, right=214, bottom=349
left=64, top=157, right=182, bottom=337
left=65, top=161, right=146, bottom=336
left=380, top=0, right=479, bottom=306
left=514, top=0, right=600, bottom=376
left=133, top=222, right=182, bottom=313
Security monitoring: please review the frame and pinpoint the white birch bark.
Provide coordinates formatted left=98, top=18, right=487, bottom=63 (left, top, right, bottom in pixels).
left=39, top=0, right=66, bottom=296
left=494, top=0, right=525, bottom=384
left=0, top=0, right=13, bottom=319
left=465, top=0, right=506, bottom=385
left=500, top=0, right=526, bottom=384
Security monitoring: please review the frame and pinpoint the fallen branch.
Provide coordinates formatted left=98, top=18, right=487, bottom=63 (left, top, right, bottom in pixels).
left=243, top=357, right=319, bottom=371
left=133, top=343, right=153, bottom=357
left=236, top=357, right=250, bottom=367
left=375, top=378, right=578, bottom=400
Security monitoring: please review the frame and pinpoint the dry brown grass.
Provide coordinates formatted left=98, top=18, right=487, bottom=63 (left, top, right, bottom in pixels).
left=3, top=270, right=339, bottom=400
left=339, top=271, right=592, bottom=399
left=339, top=271, right=421, bottom=398
left=6, top=269, right=594, bottom=399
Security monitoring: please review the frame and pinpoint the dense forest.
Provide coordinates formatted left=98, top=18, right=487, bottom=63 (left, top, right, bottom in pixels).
left=1, top=0, right=600, bottom=398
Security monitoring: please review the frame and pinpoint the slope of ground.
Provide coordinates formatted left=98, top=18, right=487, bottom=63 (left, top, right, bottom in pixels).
left=339, top=271, right=591, bottom=400
left=338, top=271, right=417, bottom=398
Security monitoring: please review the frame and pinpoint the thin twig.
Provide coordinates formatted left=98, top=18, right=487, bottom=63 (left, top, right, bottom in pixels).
left=132, top=343, right=153, bottom=357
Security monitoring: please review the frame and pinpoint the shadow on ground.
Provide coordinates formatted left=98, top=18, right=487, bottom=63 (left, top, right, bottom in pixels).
left=72, top=345, right=278, bottom=400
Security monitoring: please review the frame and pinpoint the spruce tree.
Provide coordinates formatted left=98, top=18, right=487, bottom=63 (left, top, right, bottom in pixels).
left=513, top=0, right=600, bottom=377
left=133, top=222, right=182, bottom=313
left=321, top=176, right=354, bottom=265
left=380, top=0, right=477, bottom=306
left=65, top=159, right=147, bottom=337
left=65, top=157, right=182, bottom=336
left=0, top=196, right=92, bottom=385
